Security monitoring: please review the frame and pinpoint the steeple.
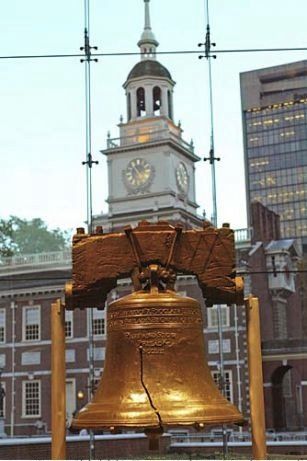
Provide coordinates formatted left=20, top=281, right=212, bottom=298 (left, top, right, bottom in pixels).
left=137, top=0, right=159, bottom=60
left=123, top=0, right=175, bottom=121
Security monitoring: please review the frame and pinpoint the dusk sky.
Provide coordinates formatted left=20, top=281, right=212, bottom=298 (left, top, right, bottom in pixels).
left=1, top=0, right=307, bottom=235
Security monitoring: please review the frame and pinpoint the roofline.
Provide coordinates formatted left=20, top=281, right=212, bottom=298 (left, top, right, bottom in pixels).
left=123, top=73, right=176, bottom=89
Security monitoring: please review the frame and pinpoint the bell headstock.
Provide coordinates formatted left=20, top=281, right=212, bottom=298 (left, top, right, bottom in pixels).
left=65, top=220, right=243, bottom=309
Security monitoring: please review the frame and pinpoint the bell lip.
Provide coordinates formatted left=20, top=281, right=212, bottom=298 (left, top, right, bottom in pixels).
left=71, top=414, right=244, bottom=430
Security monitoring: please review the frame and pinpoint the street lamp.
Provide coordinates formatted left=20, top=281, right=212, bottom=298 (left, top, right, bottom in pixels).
left=77, top=390, right=85, bottom=401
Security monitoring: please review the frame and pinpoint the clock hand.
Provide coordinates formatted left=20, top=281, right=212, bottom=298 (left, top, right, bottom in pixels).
left=132, top=164, right=140, bottom=175
left=133, top=165, right=145, bottom=182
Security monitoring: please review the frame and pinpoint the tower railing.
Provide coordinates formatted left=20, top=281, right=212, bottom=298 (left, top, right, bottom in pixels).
left=234, top=227, right=253, bottom=244
left=106, top=128, right=195, bottom=153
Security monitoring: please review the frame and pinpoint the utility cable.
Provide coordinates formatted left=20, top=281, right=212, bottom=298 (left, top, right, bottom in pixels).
left=1, top=47, right=307, bottom=60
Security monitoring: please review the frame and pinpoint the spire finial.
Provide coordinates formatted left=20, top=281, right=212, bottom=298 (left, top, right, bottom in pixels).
left=144, top=0, right=151, bottom=30
left=138, top=0, right=159, bottom=60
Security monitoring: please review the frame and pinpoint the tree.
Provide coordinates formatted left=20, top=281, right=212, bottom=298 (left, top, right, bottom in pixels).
left=0, top=218, right=16, bottom=257
left=0, top=216, right=70, bottom=258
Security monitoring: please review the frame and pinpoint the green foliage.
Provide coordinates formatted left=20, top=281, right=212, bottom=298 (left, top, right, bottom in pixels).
left=0, top=216, right=70, bottom=257
left=0, top=218, right=16, bottom=257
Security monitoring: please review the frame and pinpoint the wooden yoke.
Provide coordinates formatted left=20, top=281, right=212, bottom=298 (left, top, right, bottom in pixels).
left=65, top=220, right=243, bottom=309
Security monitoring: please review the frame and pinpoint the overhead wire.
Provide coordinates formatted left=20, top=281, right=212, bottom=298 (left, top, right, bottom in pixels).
left=1, top=47, right=307, bottom=60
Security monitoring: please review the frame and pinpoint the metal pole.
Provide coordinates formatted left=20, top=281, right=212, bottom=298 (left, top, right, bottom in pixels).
left=81, top=2, right=98, bottom=457
left=200, top=0, right=220, bottom=228
left=207, top=56, right=217, bottom=227
left=234, top=304, right=243, bottom=413
left=217, top=304, right=227, bottom=458
left=51, top=299, right=66, bottom=460
left=201, top=2, right=226, bottom=455
left=234, top=303, right=243, bottom=435
left=10, top=301, right=16, bottom=437
left=245, top=296, right=267, bottom=460
left=87, top=308, right=95, bottom=460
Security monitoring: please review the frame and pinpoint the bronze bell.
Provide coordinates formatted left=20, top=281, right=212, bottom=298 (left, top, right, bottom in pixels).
left=72, top=264, right=243, bottom=437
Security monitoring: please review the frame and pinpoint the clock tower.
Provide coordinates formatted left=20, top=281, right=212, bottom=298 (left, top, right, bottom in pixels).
left=98, top=0, right=203, bottom=231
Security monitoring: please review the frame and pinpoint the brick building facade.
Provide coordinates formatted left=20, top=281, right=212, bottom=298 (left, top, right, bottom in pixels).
left=0, top=245, right=249, bottom=438
left=237, top=201, right=305, bottom=430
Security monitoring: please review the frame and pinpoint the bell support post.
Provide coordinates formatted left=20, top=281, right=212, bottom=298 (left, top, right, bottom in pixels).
left=246, top=296, right=267, bottom=460
left=51, top=299, right=66, bottom=460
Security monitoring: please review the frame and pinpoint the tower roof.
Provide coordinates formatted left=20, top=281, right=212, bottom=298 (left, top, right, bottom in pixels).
left=126, top=59, right=173, bottom=82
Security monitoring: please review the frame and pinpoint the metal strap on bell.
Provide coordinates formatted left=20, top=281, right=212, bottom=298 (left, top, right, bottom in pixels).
left=72, top=264, right=244, bottom=436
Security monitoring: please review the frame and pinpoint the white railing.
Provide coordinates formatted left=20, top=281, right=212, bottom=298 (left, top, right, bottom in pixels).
left=170, top=431, right=307, bottom=445
left=106, top=128, right=195, bottom=154
left=0, top=249, right=72, bottom=271
left=234, top=227, right=253, bottom=243
left=1, top=430, right=307, bottom=445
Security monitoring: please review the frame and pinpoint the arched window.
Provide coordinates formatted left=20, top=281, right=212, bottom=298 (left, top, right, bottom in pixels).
left=127, top=92, right=131, bottom=121
left=168, top=90, right=173, bottom=120
left=153, top=86, right=161, bottom=116
left=271, top=365, right=293, bottom=430
left=136, top=87, right=146, bottom=116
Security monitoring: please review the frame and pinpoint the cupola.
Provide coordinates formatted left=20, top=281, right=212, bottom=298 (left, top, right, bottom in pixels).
left=123, top=0, right=175, bottom=122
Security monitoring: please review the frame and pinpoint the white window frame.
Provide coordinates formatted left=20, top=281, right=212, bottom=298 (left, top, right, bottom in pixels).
left=87, top=373, right=102, bottom=400
left=88, top=308, right=106, bottom=338
left=65, top=310, right=73, bottom=339
left=0, top=309, right=6, bottom=344
left=211, top=369, right=233, bottom=403
left=21, top=351, right=41, bottom=366
left=87, top=347, right=105, bottom=362
left=207, top=305, right=230, bottom=328
left=223, top=338, right=231, bottom=353
left=65, top=378, right=76, bottom=423
left=208, top=340, right=219, bottom=354
left=0, top=382, right=6, bottom=418
left=0, top=354, right=6, bottom=368
left=22, top=305, right=41, bottom=342
left=22, top=380, right=41, bottom=418
left=65, top=349, right=76, bottom=363
left=208, top=339, right=231, bottom=354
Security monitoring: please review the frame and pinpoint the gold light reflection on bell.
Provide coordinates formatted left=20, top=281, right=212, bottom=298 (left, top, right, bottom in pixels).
left=130, top=393, right=147, bottom=404
left=72, top=265, right=244, bottom=435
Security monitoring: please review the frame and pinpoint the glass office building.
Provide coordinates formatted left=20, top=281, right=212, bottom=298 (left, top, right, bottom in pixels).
left=241, top=61, right=307, bottom=250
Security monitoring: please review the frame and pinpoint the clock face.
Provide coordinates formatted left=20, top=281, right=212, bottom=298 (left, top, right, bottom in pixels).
left=123, top=158, right=154, bottom=192
left=176, top=162, right=189, bottom=194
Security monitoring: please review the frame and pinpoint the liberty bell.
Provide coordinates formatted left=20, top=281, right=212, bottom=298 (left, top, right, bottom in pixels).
left=72, top=263, right=244, bottom=442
